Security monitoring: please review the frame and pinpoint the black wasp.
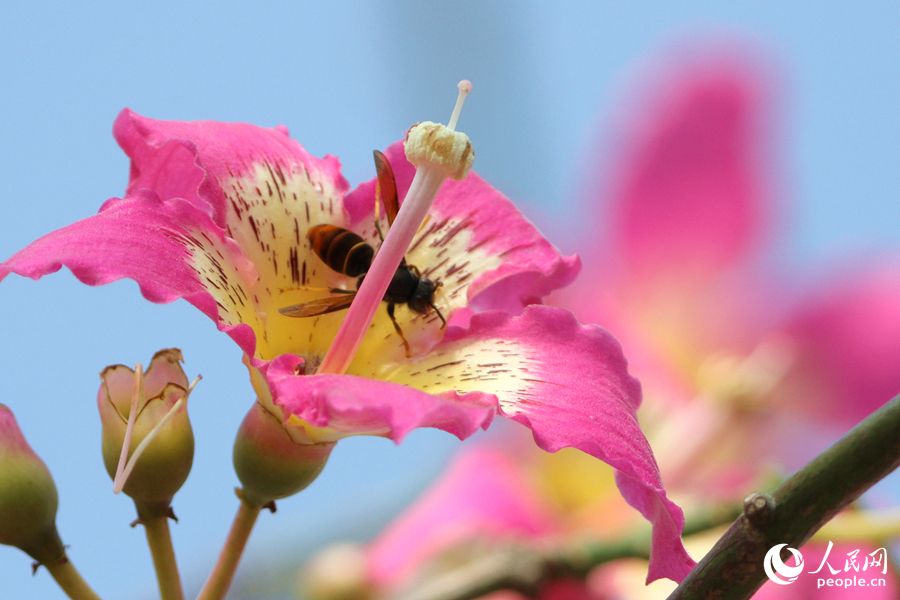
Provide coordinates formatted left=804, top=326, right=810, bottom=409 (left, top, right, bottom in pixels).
left=279, top=150, right=446, bottom=355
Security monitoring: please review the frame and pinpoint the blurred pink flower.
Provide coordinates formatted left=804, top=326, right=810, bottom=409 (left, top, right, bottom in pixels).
left=358, top=45, right=900, bottom=596
left=0, top=111, right=694, bottom=581
left=568, top=46, right=900, bottom=494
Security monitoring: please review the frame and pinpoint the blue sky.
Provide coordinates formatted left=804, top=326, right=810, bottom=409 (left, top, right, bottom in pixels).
left=0, top=2, right=897, bottom=598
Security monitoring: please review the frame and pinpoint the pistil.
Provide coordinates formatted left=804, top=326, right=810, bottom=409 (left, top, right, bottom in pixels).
left=316, top=81, right=474, bottom=375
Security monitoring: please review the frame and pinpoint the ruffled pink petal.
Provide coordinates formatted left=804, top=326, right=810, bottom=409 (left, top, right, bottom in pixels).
left=600, top=49, right=772, bottom=286
left=0, top=191, right=259, bottom=355
left=2, top=192, right=210, bottom=306
left=114, top=109, right=349, bottom=229
left=259, top=355, right=497, bottom=442
left=115, top=112, right=358, bottom=360
left=345, top=142, right=580, bottom=317
left=268, top=305, right=692, bottom=583
left=778, top=264, right=900, bottom=425
left=367, top=444, right=559, bottom=587
left=450, top=307, right=693, bottom=583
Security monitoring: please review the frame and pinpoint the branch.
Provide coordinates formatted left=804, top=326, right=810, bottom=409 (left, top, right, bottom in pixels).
left=668, top=394, right=900, bottom=599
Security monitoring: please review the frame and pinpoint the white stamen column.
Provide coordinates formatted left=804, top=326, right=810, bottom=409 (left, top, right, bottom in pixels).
left=316, top=80, right=475, bottom=375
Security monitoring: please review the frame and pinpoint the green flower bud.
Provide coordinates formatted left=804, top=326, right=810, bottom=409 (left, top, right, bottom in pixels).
left=233, top=402, right=333, bottom=507
left=0, top=404, right=65, bottom=564
left=98, top=349, right=195, bottom=518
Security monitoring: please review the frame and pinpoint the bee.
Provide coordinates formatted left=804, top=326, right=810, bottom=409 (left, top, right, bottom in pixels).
left=279, top=150, right=446, bottom=355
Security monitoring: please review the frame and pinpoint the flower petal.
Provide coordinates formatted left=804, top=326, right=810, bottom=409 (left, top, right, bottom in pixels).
left=2, top=192, right=198, bottom=300
left=383, top=306, right=691, bottom=582
left=367, top=444, right=558, bottom=587
left=0, top=191, right=260, bottom=355
left=115, top=109, right=349, bottom=231
left=115, top=110, right=365, bottom=360
left=343, top=142, right=580, bottom=360
left=271, top=305, right=692, bottom=582
left=601, top=50, right=772, bottom=285
left=779, top=264, right=900, bottom=424
left=259, top=354, right=497, bottom=443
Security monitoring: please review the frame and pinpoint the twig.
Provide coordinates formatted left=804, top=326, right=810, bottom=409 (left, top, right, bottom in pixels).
left=668, top=394, right=900, bottom=599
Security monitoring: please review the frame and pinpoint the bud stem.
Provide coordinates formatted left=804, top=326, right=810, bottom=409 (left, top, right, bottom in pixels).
left=45, top=559, right=101, bottom=600
left=196, top=496, right=263, bottom=600
left=143, top=515, right=184, bottom=600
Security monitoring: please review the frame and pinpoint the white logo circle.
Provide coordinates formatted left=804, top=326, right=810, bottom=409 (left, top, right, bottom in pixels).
left=764, top=544, right=804, bottom=585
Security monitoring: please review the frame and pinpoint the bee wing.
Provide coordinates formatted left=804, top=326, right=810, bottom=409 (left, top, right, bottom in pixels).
left=373, top=150, right=399, bottom=227
left=279, top=293, right=356, bottom=318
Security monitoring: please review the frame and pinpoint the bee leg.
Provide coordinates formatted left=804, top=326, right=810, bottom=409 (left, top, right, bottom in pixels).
left=429, top=302, right=447, bottom=329
left=387, top=302, right=412, bottom=357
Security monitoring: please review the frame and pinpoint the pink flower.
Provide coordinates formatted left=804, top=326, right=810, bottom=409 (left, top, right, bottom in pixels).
left=357, top=46, right=900, bottom=594
left=0, top=109, right=693, bottom=582
left=567, top=47, right=900, bottom=494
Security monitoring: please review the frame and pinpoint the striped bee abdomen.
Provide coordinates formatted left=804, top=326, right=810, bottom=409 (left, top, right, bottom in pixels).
left=308, top=224, right=375, bottom=277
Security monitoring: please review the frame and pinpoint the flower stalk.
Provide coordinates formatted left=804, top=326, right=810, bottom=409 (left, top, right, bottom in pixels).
left=142, top=515, right=184, bottom=600
left=195, top=495, right=264, bottom=600
left=44, top=560, right=102, bottom=600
